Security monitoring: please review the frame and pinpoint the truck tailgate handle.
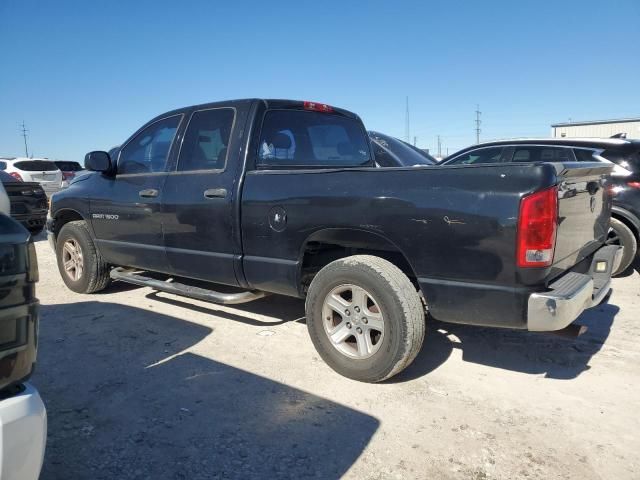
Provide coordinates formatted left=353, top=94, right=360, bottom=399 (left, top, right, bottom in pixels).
left=139, top=189, right=159, bottom=198
left=204, top=188, right=227, bottom=199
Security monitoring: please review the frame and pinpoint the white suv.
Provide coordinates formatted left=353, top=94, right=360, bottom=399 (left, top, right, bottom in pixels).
left=0, top=157, right=63, bottom=196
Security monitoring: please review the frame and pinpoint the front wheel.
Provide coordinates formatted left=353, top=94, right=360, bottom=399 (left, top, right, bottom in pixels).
left=305, top=255, right=425, bottom=382
left=607, top=218, right=637, bottom=276
left=56, top=220, right=111, bottom=293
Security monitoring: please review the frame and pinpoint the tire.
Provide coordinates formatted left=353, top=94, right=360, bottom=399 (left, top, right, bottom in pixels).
left=305, top=255, right=425, bottom=382
left=607, top=218, right=637, bottom=277
left=56, top=220, right=111, bottom=293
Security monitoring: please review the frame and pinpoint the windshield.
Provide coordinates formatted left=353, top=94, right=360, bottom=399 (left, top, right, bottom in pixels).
left=368, top=131, right=436, bottom=167
left=14, top=160, right=59, bottom=172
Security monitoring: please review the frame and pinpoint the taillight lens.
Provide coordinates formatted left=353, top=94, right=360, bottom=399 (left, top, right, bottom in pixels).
left=9, top=172, right=23, bottom=181
left=303, top=101, right=333, bottom=113
left=627, top=181, right=640, bottom=189
left=517, top=186, right=558, bottom=268
left=62, top=171, right=75, bottom=180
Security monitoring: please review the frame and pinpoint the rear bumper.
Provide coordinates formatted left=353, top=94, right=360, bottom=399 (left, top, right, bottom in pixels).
left=527, top=245, right=621, bottom=331
left=0, top=383, right=47, bottom=480
left=419, top=244, right=622, bottom=330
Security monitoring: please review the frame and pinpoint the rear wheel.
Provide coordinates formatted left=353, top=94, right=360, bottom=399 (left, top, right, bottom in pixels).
left=305, top=255, right=425, bottom=382
left=607, top=218, right=637, bottom=276
left=56, top=220, right=111, bottom=293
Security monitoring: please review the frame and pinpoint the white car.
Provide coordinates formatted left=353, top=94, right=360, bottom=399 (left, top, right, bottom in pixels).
left=0, top=157, right=63, bottom=196
left=0, top=181, right=8, bottom=215
left=0, top=383, right=47, bottom=480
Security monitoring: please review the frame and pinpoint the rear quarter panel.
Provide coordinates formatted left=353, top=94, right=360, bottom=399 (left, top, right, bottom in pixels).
left=241, top=163, right=558, bottom=297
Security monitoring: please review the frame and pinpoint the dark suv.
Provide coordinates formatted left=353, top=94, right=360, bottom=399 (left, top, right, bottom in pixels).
left=441, top=138, right=640, bottom=275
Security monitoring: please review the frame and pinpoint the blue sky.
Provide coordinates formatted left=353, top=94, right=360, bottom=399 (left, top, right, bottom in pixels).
left=1, top=0, right=638, bottom=161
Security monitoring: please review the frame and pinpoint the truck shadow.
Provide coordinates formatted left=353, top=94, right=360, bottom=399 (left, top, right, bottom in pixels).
left=394, top=303, right=619, bottom=382
left=144, top=291, right=306, bottom=327
left=35, top=302, right=378, bottom=480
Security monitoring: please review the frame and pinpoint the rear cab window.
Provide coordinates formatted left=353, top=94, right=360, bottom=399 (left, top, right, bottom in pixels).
left=14, top=160, right=59, bottom=171
left=257, top=110, right=372, bottom=168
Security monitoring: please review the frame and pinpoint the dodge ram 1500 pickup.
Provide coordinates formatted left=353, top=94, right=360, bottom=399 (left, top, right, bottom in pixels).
left=47, top=99, right=620, bottom=382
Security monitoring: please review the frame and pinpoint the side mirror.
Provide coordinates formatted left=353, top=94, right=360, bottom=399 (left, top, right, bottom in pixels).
left=84, top=151, right=112, bottom=172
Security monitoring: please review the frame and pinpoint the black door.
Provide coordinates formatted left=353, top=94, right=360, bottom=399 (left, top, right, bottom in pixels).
left=90, top=115, right=182, bottom=273
left=162, top=107, right=241, bottom=286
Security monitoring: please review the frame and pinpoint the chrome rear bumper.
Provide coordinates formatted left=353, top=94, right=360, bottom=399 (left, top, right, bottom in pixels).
left=527, top=245, right=622, bottom=332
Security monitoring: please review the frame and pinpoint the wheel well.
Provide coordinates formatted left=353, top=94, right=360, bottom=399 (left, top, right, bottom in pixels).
left=52, top=209, right=85, bottom=237
left=299, top=230, right=418, bottom=294
left=612, top=212, right=639, bottom=241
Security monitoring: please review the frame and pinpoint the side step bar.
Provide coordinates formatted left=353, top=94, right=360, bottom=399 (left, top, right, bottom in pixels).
left=110, top=267, right=268, bottom=305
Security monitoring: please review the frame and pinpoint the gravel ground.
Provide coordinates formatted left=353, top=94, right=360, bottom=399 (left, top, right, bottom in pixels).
left=31, top=234, right=640, bottom=479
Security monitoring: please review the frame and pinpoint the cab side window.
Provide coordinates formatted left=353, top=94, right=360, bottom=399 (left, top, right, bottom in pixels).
left=118, top=116, right=181, bottom=175
left=447, top=147, right=504, bottom=165
left=177, top=108, right=235, bottom=172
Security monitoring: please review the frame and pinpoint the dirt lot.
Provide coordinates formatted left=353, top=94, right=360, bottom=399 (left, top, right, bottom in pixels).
left=31, top=234, right=639, bottom=480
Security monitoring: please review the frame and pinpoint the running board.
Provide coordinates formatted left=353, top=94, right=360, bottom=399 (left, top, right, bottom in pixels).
left=109, top=267, right=268, bottom=305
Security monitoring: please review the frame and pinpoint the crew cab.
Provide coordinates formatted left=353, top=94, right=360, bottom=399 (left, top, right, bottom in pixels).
left=47, top=99, right=620, bottom=382
left=0, top=214, right=46, bottom=479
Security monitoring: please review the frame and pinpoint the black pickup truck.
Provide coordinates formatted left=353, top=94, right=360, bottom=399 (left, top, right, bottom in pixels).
left=47, top=99, right=620, bottom=382
left=1, top=171, right=48, bottom=234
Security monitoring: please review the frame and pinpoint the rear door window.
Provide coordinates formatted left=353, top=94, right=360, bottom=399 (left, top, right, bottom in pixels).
left=118, top=115, right=181, bottom=175
left=14, top=160, right=59, bottom=171
left=573, top=149, right=602, bottom=162
left=512, top=147, right=574, bottom=162
left=177, top=108, right=235, bottom=172
left=257, top=110, right=371, bottom=168
left=446, top=147, right=504, bottom=165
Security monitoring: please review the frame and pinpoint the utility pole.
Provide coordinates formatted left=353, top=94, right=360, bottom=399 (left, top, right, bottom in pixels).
left=413, top=136, right=417, bottom=147
left=405, top=96, right=410, bottom=143
left=20, top=121, right=30, bottom=157
left=475, top=104, right=482, bottom=144
left=437, top=135, right=442, bottom=157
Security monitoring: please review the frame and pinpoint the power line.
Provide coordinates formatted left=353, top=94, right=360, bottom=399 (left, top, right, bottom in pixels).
left=405, top=96, right=410, bottom=143
left=475, top=104, right=482, bottom=144
left=20, top=121, right=29, bottom=157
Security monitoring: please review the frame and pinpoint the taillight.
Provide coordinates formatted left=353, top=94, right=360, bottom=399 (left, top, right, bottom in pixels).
left=62, top=171, right=75, bottom=180
left=303, top=101, right=333, bottom=113
left=517, top=186, right=558, bottom=268
left=9, top=172, right=23, bottom=181
left=627, top=181, right=640, bottom=189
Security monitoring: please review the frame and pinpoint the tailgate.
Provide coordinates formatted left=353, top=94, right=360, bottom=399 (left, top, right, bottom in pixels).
left=552, top=162, right=613, bottom=270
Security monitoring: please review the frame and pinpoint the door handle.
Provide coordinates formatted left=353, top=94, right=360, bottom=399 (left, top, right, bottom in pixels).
left=203, top=188, right=227, bottom=199
left=139, top=189, right=159, bottom=198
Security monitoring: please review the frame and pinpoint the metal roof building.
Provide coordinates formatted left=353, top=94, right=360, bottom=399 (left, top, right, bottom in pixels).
left=551, top=117, right=640, bottom=139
